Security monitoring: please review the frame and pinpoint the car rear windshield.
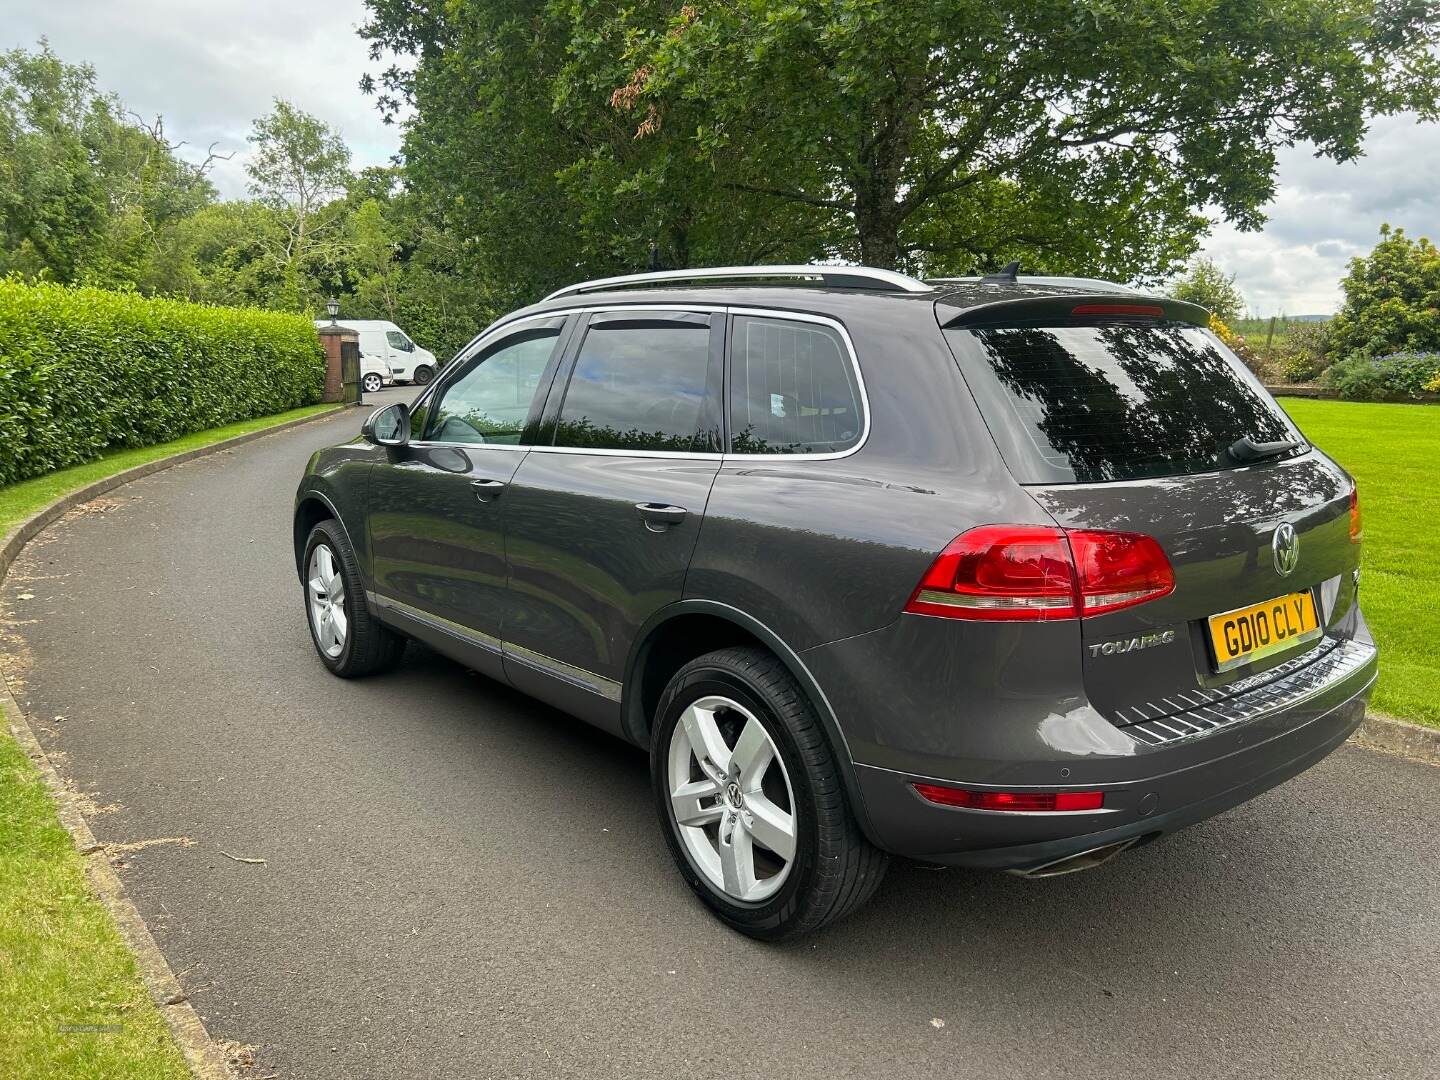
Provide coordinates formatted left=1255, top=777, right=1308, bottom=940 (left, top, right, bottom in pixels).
left=943, top=323, right=1304, bottom=484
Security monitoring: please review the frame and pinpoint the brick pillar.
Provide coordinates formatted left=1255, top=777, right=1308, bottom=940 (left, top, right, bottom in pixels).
left=317, top=325, right=357, bottom=403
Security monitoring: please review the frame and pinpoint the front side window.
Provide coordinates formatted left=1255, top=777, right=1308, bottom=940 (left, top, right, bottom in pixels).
left=425, top=328, right=560, bottom=445
left=386, top=330, right=414, bottom=352
left=551, top=318, right=717, bottom=452
left=728, top=316, right=862, bottom=455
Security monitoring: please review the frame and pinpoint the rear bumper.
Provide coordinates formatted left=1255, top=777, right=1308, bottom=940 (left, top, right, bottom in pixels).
left=842, top=639, right=1376, bottom=870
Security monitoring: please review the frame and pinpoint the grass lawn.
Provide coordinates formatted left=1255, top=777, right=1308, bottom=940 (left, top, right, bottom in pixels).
left=1279, top=397, right=1440, bottom=727
left=0, top=733, right=190, bottom=1079
left=0, top=402, right=340, bottom=537
left=0, top=402, right=339, bottom=1075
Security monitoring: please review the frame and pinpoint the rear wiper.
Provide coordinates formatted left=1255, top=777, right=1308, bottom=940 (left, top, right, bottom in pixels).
left=1228, top=435, right=1302, bottom=463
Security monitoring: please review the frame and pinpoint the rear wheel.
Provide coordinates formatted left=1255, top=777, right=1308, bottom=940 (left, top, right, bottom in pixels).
left=303, top=520, right=405, bottom=677
left=413, top=364, right=435, bottom=385
left=362, top=373, right=383, bottom=394
left=651, top=646, right=888, bottom=940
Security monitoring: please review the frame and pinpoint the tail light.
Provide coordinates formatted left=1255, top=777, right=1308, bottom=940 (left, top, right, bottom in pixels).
left=903, top=525, right=1174, bottom=622
left=913, top=783, right=1105, bottom=812
left=1349, top=486, right=1362, bottom=544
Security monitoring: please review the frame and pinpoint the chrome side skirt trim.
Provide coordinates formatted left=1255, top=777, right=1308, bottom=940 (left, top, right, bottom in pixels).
left=365, top=591, right=620, bottom=701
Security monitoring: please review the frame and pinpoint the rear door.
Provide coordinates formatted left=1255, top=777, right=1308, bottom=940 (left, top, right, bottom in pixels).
left=500, top=309, right=724, bottom=732
left=367, top=316, right=571, bottom=679
left=941, top=314, right=1361, bottom=721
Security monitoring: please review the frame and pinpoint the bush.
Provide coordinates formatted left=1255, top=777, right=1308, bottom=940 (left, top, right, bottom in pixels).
left=1328, top=225, right=1440, bottom=359
left=1321, top=352, right=1440, bottom=401
left=0, top=279, right=324, bottom=486
left=1275, top=321, right=1333, bottom=382
left=1210, top=314, right=1268, bottom=376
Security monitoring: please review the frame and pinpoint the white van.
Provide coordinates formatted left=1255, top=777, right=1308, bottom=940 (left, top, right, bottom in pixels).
left=314, top=319, right=440, bottom=393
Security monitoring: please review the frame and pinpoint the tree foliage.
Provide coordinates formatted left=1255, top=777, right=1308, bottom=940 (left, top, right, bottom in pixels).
left=1328, top=225, right=1440, bottom=358
left=1170, top=257, right=1247, bottom=322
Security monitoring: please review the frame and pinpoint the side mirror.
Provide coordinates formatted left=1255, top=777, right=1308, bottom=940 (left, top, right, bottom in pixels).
left=362, top=402, right=410, bottom=447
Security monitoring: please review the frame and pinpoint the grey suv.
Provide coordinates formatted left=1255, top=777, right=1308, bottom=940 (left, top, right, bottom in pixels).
left=293, top=265, right=1376, bottom=939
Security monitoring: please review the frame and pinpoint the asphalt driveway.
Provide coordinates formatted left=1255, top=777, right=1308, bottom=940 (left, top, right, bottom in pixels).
left=3, top=395, right=1438, bottom=1079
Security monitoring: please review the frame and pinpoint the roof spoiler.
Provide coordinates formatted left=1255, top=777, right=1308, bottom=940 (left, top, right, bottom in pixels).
left=939, top=294, right=1211, bottom=329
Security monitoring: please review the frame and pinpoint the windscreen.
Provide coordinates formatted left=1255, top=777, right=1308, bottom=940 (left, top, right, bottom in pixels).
left=944, top=323, right=1303, bottom=483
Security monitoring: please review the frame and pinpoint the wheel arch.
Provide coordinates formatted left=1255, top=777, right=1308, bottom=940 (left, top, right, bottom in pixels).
left=292, top=489, right=353, bottom=581
left=623, top=599, right=882, bottom=848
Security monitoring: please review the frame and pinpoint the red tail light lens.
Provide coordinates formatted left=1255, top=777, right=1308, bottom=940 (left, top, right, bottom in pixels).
left=903, top=525, right=1174, bottom=621
left=904, top=525, right=1078, bottom=620
left=1068, top=530, right=1175, bottom=616
left=913, top=783, right=1105, bottom=812
left=1348, top=486, right=1362, bottom=544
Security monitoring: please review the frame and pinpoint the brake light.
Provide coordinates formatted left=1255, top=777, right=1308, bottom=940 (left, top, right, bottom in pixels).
left=1070, top=303, right=1165, bottom=319
left=903, top=525, right=1174, bottom=621
left=1349, top=486, right=1362, bottom=543
left=913, top=783, right=1105, bottom=812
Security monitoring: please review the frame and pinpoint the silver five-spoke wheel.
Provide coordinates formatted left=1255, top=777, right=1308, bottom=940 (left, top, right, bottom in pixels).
left=307, top=543, right=348, bottom=658
left=668, top=695, right=797, bottom=903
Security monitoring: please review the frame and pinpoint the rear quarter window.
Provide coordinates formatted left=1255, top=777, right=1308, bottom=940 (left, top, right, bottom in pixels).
left=728, top=315, right=862, bottom=455
left=943, top=323, right=1304, bottom=483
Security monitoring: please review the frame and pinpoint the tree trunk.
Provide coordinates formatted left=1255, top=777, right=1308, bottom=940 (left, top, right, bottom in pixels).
left=854, top=199, right=903, bottom=269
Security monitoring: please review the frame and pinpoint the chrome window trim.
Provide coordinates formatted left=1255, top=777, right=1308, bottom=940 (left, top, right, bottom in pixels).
left=424, top=304, right=871, bottom=463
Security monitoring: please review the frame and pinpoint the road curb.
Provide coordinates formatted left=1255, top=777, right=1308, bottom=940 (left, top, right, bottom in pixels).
left=1352, top=712, right=1440, bottom=766
left=0, top=403, right=352, bottom=1078
left=0, top=404, right=349, bottom=583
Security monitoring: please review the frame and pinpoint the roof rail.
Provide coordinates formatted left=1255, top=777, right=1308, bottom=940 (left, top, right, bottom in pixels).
left=542, top=264, right=933, bottom=302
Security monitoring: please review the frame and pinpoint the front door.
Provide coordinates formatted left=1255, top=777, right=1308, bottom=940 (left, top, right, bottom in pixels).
left=367, top=316, right=571, bottom=679
left=501, top=309, right=724, bottom=732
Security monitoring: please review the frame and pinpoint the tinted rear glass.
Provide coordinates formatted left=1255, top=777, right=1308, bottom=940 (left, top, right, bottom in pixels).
left=944, top=324, right=1303, bottom=483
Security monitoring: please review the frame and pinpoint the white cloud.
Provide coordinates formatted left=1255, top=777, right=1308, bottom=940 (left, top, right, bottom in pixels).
left=3, top=0, right=406, bottom=198
left=1199, top=113, right=1440, bottom=317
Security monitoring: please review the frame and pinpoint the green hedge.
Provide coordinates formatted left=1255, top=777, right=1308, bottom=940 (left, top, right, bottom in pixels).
left=0, top=280, right=325, bottom=486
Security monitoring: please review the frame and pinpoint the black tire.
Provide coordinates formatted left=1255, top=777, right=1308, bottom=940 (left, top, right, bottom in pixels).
left=651, top=646, right=888, bottom=940
left=413, top=364, right=435, bottom=385
left=302, top=519, right=405, bottom=677
left=362, top=373, right=384, bottom=394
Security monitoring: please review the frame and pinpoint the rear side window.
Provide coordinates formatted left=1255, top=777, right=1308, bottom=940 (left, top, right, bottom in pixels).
left=552, top=317, right=718, bottom=452
left=728, top=315, right=862, bottom=455
left=944, top=324, right=1303, bottom=483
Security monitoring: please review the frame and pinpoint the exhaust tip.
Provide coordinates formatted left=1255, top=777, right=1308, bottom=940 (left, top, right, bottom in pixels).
left=1007, top=837, right=1138, bottom=879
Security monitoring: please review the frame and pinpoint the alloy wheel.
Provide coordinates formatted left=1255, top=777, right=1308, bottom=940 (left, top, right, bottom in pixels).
left=667, top=695, right=797, bottom=903
left=307, top=543, right=347, bottom=658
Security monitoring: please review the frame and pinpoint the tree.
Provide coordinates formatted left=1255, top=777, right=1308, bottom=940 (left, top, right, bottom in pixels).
left=1328, top=225, right=1440, bottom=358
left=620, top=0, right=1439, bottom=275
left=0, top=41, right=215, bottom=286
left=246, top=99, right=352, bottom=306
left=1169, top=257, right=1247, bottom=322
left=360, top=0, right=840, bottom=303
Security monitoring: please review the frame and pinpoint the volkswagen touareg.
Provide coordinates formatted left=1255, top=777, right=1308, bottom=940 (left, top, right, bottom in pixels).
left=293, top=264, right=1376, bottom=939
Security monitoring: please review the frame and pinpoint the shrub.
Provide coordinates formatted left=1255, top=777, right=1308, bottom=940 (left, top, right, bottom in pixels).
left=1321, top=352, right=1440, bottom=401
left=1328, top=225, right=1440, bottom=359
left=0, top=279, right=324, bottom=486
left=1210, top=314, right=1268, bottom=376
left=1275, top=321, right=1332, bottom=382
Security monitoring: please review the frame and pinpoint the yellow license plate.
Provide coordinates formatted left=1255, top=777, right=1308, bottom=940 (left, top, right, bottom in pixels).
left=1207, top=591, right=1321, bottom=672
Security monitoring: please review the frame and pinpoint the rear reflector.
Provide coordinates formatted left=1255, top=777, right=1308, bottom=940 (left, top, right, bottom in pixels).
left=903, top=525, right=1174, bottom=621
left=1070, top=303, right=1166, bottom=318
left=913, top=783, right=1105, bottom=812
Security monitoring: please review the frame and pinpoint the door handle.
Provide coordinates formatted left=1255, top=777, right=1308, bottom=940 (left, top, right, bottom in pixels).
left=635, top=502, right=688, bottom=532
left=470, top=478, right=506, bottom=502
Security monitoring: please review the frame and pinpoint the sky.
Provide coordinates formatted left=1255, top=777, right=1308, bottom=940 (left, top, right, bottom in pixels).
left=5, top=0, right=1439, bottom=317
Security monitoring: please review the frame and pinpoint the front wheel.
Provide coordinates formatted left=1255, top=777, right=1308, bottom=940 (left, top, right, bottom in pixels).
left=651, top=646, right=888, bottom=940
left=412, top=364, right=435, bottom=385
left=362, top=373, right=384, bottom=394
left=303, top=520, right=405, bottom=677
